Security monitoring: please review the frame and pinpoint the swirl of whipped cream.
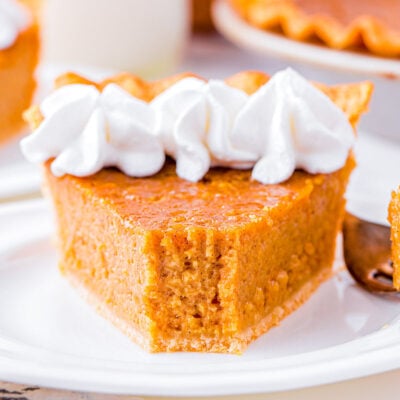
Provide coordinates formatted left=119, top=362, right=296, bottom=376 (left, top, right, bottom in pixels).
left=21, top=68, right=354, bottom=184
left=151, top=68, right=354, bottom=183
left=21, top=83, right=165, bottom=178
left=0, top=0, right=31, bottom=49
left=231, top=68, right=355, bottom=184
left=151, top=77, right=258, bottom=181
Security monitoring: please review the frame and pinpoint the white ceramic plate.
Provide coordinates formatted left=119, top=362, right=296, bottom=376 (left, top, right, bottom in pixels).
left=0, top=192, right=399, bottom=397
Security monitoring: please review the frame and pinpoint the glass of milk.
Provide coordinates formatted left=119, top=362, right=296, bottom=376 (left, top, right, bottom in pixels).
left=41, top=0, right=190, bottom=78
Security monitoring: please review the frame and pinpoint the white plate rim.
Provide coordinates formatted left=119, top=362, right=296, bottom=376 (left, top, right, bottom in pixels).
left=212, top=0, right=400, bottom=78
left=0, top=199, right=399, bottom=396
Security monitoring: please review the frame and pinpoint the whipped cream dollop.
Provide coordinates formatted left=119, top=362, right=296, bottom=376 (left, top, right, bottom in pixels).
left=0, top=0, right=31, bottom=49
left=21, top=68, right=355, bottom=184
left=21, top=84, right=165, bottom=177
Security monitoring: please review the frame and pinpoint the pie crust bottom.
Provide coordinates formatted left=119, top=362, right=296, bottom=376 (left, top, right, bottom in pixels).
left=63, top=263, right=332, bottom=353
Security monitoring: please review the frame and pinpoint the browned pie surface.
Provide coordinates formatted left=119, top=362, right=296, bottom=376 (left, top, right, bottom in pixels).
left=60, top=162, right=348, bottom=231
left=28, top=71, right=372, bottom=353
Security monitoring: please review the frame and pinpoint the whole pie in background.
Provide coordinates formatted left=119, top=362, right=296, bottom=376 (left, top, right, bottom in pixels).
left=230, top=0, right=400, bottom=57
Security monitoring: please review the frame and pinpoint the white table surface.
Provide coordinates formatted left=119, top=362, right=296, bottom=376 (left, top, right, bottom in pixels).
left=1, top=34, right=399, bottom=399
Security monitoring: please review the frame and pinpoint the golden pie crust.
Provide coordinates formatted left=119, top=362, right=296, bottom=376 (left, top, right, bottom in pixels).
left=26, top=72, right=372, bottom=353
left=230, top=0, right=400, bottom=57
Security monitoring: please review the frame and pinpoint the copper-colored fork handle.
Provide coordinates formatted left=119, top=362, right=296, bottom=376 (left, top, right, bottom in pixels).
left=343, top=213, right=396, bottom=293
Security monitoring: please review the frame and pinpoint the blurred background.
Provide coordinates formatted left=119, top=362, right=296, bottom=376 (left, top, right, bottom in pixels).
left=37, top=0, right=400, bottom=141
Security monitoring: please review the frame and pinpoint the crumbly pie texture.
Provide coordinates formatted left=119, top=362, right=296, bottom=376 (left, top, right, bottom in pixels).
left=25, top=72, right=373, bottom=354
left=230, top=0, right=400, bottom=57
